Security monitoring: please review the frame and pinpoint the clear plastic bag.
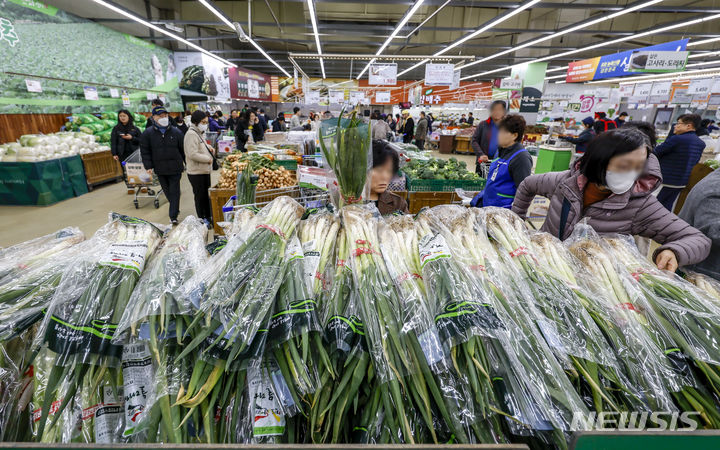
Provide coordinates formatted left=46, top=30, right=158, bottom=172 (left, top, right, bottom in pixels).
left=684, top=270, right=720, bottom=304
left=566, top=225, right=691, bottom=414
left=32, top=213, right=163, bottom=439
left=318, top=113, right=372, bottom=208
left=0, top=227, right=84, bottom=285
left=115, top=216, right=209, bottom=341
left=298, top=209, right=340, bottom=299
left=176, top=196, right=304, bottom=369
left=0, top=327, right=36, bottom=442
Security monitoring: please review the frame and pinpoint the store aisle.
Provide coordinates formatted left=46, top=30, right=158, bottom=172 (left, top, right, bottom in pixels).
left=0, top=173, right=219, bottom=247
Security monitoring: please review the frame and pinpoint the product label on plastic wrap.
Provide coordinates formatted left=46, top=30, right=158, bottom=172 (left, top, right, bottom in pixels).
left=302, top=239, right=322, bottom=292
left=435, top=300, right=504, bottom=344
left=324, top=315, right=366, bottom=354
left=99, top=239, right=149, bottom=275
left=94, top=403, right=123, bottom=443
left=45, top=314, right=123, bottom=360
left=121, top=342, right=154, bottom=437
left=249, top=366, right=286, bottom=437
left=285, top=237, right=304, bottom=262
left=268, top=299, right=318, bottom=345
left=418, top=328, right=445, bottom=366
left=419, top=234, right=451, bottom=268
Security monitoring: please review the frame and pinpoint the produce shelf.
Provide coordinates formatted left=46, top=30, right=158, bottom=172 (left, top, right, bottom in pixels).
left=80, top=150, right=122, bottom=189
left=405, top=175, right=486, bottom=192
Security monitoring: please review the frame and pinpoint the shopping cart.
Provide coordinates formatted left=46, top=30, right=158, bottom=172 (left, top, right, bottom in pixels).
left=122, top=150, right=164, bottom=209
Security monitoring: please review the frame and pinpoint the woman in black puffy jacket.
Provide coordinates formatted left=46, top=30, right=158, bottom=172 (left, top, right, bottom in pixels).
left=110, top=109, right=141, bottom=162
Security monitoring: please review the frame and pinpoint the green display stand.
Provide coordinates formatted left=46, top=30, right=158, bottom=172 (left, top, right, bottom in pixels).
left=535, top=146, right=572, bottom=174
left=571, top=431, right=720, bottom=450
left=0, top=155, right=88, bottom=206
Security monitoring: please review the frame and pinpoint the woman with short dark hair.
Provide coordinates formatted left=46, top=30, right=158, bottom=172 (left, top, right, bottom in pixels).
left=369, top=140, right=408, bottom=214
left=471, top=114, right=532, bottom=208
left=110, top=109, right=140, bottom=162
left=512, top=127, right=710, bottom=272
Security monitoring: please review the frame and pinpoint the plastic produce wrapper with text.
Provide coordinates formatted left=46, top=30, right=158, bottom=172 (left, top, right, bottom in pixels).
left=318, top=113, right=372, bottom=208
left=268, top=235, right=333, bottom=414
left=379, top=214, right=497, bottom=444
left=115, top=216, right=210, bottom=341
left=602, top=234, right=720, bottom=426
left=31, top=213, right=163, bottom=440
left=566, top=224, right=716, bottom=424
left=419, top=206, right=589, bottom=447
left=0, top=239, right=89, bottom=343
left=176, top=196, right=304, bottom=370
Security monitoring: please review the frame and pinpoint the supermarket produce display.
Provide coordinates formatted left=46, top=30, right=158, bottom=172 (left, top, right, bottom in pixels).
left=0, top=200, right=720, bottom=447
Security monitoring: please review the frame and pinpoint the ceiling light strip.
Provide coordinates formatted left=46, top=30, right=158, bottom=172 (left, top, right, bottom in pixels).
left=93, top=0, right=235, bottom=66
left=401, top=0, right=452, bottom=38
left=458, top=0, right=663, bottom=71
left=306, top=0, right=325, bottom=78
left=196, top=0, right=291, bottom=76
left=397, top=0, right=540, bottom=77
left=357, top=0, right=427, bottom=79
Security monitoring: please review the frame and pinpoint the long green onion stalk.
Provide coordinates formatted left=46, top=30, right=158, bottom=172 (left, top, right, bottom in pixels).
left=568, top=231, right=719, bottom=425
left=319, top=112, right=372, bottom=207
left=32, top=214, right=163, bottom=441
left=343, top=205, right=449, bottom=443
left=603, top=236, right=720, bottom=425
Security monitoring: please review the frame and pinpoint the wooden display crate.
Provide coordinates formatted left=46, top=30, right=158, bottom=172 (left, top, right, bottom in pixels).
left=408, top=191, right=458, bottom=214
left=209, top=187, right=234, bottom=234
left=454, top=135, right=473, bottom=154
left=80, top=150, right=122, bottom=189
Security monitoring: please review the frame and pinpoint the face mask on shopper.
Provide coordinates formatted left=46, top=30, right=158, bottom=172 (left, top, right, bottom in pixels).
left=156, top=117, right=169, bottom=127
left=198, top=123, right=208, bottom=132
left=605, top=169, right=640, bottom=194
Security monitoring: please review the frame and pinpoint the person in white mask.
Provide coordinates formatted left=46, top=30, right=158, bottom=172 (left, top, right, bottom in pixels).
left=512, top=127, right=710, bottom=272
left=184, top=110, right=216, bottom=227
left=140, top=106, right=186, bottom=225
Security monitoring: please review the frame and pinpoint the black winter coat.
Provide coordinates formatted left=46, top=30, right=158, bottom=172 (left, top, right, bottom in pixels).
left=110, top=124, right=140, bottom=162
left=140, top=125, right=186, bottom=175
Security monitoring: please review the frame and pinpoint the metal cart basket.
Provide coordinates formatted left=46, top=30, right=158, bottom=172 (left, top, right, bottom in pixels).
left=121, top=150, right=164, bottom=209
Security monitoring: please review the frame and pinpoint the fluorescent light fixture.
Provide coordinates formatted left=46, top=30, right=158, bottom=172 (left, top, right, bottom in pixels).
left=545, top=74, right=566, bottom=80
left=397, top=0, right=539, bottom=77
left=307, top=0, right=326, bottom=78
left=196, top=0, right=291, bottom=77
left=357, top=0, right=426, bottom=79
left=546, top=66, right=568, bottom=73
left=92, top=0, right=235, bottom=66
left=688, top=36, right=720, bottom=47
left=400, top=0, right=452, bottom=38
left=459, top=0, right=663, bottom=70
left=198, top=0, right=235, bottom=29
left=689, top=49, right=720, bottom=59
left=463, top=10, right=720, bottom=80
left=436, top=0, right=541, bottom=56
left=686, top=60, right=720, bottom=68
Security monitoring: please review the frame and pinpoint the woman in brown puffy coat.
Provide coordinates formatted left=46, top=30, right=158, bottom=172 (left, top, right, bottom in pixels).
left=512, top=127, right=710, bottom=272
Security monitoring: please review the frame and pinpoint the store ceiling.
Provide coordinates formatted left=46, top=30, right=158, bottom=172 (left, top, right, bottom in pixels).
left=52, top=0, right=720, bottom=81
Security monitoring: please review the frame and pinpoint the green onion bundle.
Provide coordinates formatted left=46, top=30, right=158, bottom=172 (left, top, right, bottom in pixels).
left=32, top=214, right=163, bottom=441
left=567, top=229, right=716, bottom=423
left=319, top=112, right=372, bottom=207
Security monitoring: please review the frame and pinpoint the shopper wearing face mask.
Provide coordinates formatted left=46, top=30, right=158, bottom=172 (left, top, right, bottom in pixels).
left=184, top=110, right=216, bottom=226
left=140, top=106, right=186, bottom=225
left=512, top=128, right=710, bottom=272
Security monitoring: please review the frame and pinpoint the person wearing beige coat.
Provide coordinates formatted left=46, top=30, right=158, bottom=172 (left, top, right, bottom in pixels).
left=184, top=110, right=215, bottom=224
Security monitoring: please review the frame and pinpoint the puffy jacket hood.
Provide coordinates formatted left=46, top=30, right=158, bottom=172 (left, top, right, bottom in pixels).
left=571, top=153, right=662, bottom=198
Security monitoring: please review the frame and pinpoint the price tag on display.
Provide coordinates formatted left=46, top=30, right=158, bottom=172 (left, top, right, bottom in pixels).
left=109, top=88, right=119, bottom=98
left=329, top=90, right=345, bottom=104
left=424, top=63, right=455, bottom=86
left=83, top=86, right=99, bottom=100
left=369, top=63, right=397, bottom=85
left=500, top=78, right=523, bottom=90
left=25, top=79, right=42, bottom=93
left=650, top=81, right=671, bottom=97
left=375, top=91, right=391, bottom=103
left=618, top=84, right=634, bottom=96
left=593, top=87, right=611, bottom=98
left=450, top=70, right=461, bottom=90
left=688, top=78, right=713, bottom=95
left=305, top=90, right=320, bottom=104
left=122, top=90, right=131, bottom=107
left=633, top=82, right=652, bottom=97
